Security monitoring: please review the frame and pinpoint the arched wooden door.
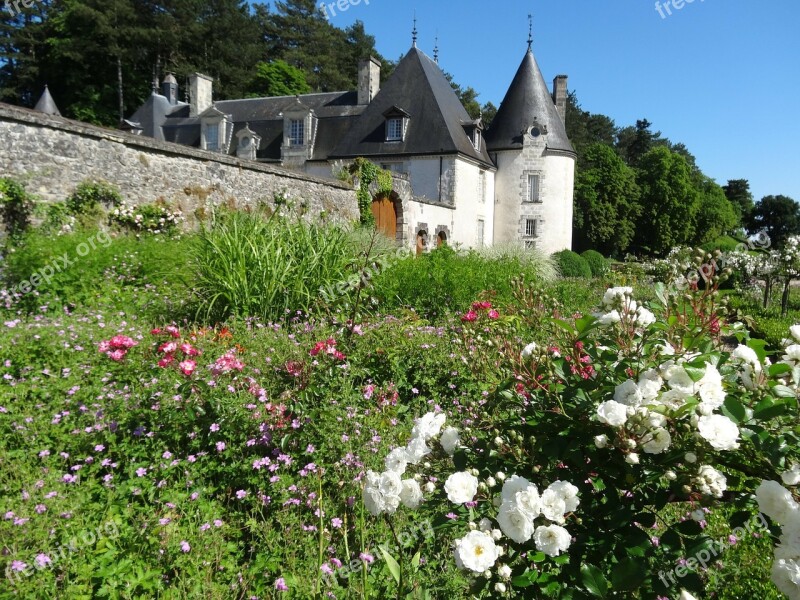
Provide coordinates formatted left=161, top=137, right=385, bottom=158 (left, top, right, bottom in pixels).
left=371, top=195, right=397, bottom=240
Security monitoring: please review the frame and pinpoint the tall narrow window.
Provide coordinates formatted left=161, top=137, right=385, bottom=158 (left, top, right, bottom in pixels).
left=386, top=118, right=404, bottom=141
left=528, top=174, right=541, bottom=203
left=478, top=170, right=486, bottom=204
left=477, top=219, right=485, bottom=248
left=525, top=218, right=537, bottom=237
left=289, top=119, right=305, bottom=146
left=205, top=123, right=219, bottom=151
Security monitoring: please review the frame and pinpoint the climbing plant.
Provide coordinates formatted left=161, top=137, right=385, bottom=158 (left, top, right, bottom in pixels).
left=349, top=158, right=393, bottom=227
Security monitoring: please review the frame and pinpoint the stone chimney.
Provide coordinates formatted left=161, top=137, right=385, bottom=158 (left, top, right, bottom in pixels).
left=189, top=73, right=213, bottom=117
left=552, top=75, right=568, bottom=126
left=162, top=73, right=178, bottom=106
left=358, top=57, right=381, bottom=105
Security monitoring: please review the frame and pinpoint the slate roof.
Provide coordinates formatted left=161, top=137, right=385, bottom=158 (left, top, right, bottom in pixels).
left=329, top=47, right=494, bottom=167
left=34, top=86, right=61, bottom=117
left=485, top=49, right=574, bottom=155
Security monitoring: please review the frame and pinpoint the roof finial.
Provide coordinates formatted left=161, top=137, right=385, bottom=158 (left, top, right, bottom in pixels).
left=412, top=12, right=418, bottom=47
left=434, top=33, right=439, bottom=63
left=528, top=13, right=533, bottom=50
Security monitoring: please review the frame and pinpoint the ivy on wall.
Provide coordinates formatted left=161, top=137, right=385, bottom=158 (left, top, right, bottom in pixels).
left=349, top=158, right=394, bottom=227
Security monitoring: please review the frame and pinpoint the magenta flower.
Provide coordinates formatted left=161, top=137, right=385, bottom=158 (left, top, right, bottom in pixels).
left=274, top=577, right=288, bottom=591
left=180, top=541, right=191, bottom=553
left=235, top=490, right=247, bottom=500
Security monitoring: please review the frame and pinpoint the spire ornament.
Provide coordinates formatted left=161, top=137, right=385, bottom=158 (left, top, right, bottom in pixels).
left=527, top=14, right=533, bottom=50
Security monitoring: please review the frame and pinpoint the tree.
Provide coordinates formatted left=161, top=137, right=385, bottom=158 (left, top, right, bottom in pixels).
left=747, top=195, right=800, bottom=249
left=248, top=60, right=310, bottom=97
left=444, top=72, right=482, bottom=120
left=565, top=92, right=617, bottom=164
left=480, top=101, right=497, bottom=129
left=692, top=177, right=739, bottom=245
left=633, top=146, right=699, bottom=256
left=573, top=143, right=641, bottom=257
left=616, top=119, right=665, bottom=168
left=722, top=179, right=755, bottom=225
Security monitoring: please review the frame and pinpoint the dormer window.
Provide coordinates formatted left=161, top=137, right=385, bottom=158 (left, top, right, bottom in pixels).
left=383, top=106, right=410, bottom=143
left=199, top=105, right=230, bottom=153
left=205, top=123, right=219, bottom=151
left=289, top=119, right=305, bottom=146
left=463, top=119, right=484, bottom=153
left=386, top=118, right=404, bottom=141
left=473, top=129, right=482, bottom=152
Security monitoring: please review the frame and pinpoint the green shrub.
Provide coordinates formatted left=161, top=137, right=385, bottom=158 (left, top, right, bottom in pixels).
left=0, top=177, right=35, bottom=238
left=66, top=180, right=122, bottom=215
left=700, top=235, right=741, bottom=253
left=580, top=249, right=609, bottom=278
left=372, top=244, right=557, bottom=322
left=190, top=209, right=362, bottom=322
left=553, top=249, right=592, bottom=278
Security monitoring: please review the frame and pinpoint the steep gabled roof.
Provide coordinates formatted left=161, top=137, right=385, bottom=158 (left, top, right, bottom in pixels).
left=330, top=47, right=493, bottom=166
left=34, top=85, right=61, bottom=117
left=485, top=49, right=574, bottom=154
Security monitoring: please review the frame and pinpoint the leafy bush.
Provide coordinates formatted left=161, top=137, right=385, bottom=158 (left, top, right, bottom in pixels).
left=66, top=180, right=122, bottom=215
left=580, top=249, right=609, bottom=278
left=110, top=202, right=184, bottom=235
left=552, top=249, right=592, bottom=278
left=0, top=177, right=35, bottom=238
left=190, top=209, right=361, bottom=322
left=373, top=244, right=557, bottom=322
left=701, top=235, right=742, bottom=253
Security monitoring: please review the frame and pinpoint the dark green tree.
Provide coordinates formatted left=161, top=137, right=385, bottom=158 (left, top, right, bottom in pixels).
left=692, top=177, right=739, bottom=244
left=723, top=179, right=755, bottom=225
left=747, top=195, right=800, bottom=249
left=617, top=119, right=665, bottom=167
left=634, top=146, right=700, bottom=255
left=573, top=143, right=641, bottom=257
left=480, top=101, right=497, bottom=128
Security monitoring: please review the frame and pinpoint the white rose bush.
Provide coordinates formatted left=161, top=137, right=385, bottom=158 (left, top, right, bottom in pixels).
left=361, top=274, right=800, bottom=598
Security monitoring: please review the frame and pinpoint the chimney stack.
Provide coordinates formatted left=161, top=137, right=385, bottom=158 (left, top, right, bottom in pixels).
left=552, top=75, right=568, bottom=126
left=358, top=57, right=381, bottom=105
left=162, top=73, right=178, bottom=106
left=189, top=73, right=213, bottom=117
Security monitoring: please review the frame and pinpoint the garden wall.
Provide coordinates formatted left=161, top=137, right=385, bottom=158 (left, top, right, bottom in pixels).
left=0, top=103, right=359, bottom=223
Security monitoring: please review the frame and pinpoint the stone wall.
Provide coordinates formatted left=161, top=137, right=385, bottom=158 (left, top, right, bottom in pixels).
left=0, top=103, right=358, bottom=224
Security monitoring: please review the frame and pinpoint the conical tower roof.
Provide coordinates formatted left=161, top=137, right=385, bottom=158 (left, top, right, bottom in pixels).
left=485, top=49, right=573, bottom=154
left=34, top=85, right=61, bottom=117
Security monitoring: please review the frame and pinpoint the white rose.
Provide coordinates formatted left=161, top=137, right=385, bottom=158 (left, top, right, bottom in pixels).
left=497, top=564, right=512, bottom=579
left=641, top=428, right=672, bottom=454
left=770, top=558, right=800, bottom=600
left=424, top=481, right=435, bottom=494
left=791, top=325, right=800, bottom=344
left=696, top=363, right=726, bottom=411
left=533, top=524, right=572, bottom=557
left=667, top=367, right=695, bottom=396
left=540, top=488, right=567, bottom=523
left=697, top=414, right=740, bottom=451
left=685, top=452, right=697, bottom=463
left=494, top=582, right=507, bottom=593
left=363, top=470, right=402, bottom=515
left=501, top=475, right=532, bottom=503
left=602, top=287, right=633, bottom=308
left=411, top=412, right=446, bottom=441
left=694, top=465, right=727, bottom=498
left=783, top=465, right=800, bottom=487
left=636, top=306, right=656, bottom=327
left=625, top=453, right=640, bottom=465
left=597, top=400, right=629, bottom=427
left=756, top=480, right=799, bottom=524
left=521, top=342, right=538, bottom=358
left=778, top=517, right=800, bottom=556
left=405, top=436, right=431, bottom=464
left=678, top=591, right=699, bottom=600
left=400, top=479, right=423, bottom=509
left=514, top=485, right=542, bottom=519
left=440, top=427, right=461, bottom=455
left=638, top=369, right=663, bottom=401
left=547, top=481, right=580, bottom=513
left=454, top=531, right=500, bottom=573
left=497, top=500, right=535, bottom=543
left=486, top=476, right=497, bottom=488
left=597, top=310, right=621, bottom=326
left=445, top=472, right=479, bottom=504
left=614, top=379, right=644, bottom=408
left=478, top=517, right=493, bottom=531
left=385, top=447, right=409, bottom=474
left=594, top=434, right=609, bottom=449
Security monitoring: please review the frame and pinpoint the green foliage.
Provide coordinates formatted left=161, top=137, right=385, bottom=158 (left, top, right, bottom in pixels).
left=580, top=249, right=610, bottom=278
left=109, top=202, right=183, bottom=236
left=349, top=157, right=389, bottom=227
left=190, top=209, right=360, bottom=322
left=552, top=249, right=592, bottom=278
left=724, top=179, right=755, bottom=224
left=0, top=176, right=35, bottom=238
left=573, top=143, right=641, bottom=256
left=694, top=177, right=740, bottom=244
left=66, top=180, right=122, bottom=215
left=747, top=194, right=800, bottom=249
left=248, top=59, right=311, bottom=97
left=701, top=235, right=742, bottom=253
left=373, top=244, right=557, bottom=322
left=634, top=146, right=700, bottom=255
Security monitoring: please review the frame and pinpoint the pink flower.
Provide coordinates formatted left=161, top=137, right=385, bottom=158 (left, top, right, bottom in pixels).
left=108, top=349, right=127, bottom=361
left=236, top=490, right=247, bottom=499
left=180, top=541, right=191, bottom=553
left=98, top=340, right=111, bottom=353
left=216, top=441, right=226, bottom=452
left=180, top=343, right=200, bottom=356
left=179, top=360, right=196, bottom=376
left=488, top=309, right=500, bottom=320
left=158, top=355, right=175, bottom=368
left=460, top=311, right=478, bottom=323
left=158, top=341, right=178, bottom=354
left=274, top=577, right=288, bottom=591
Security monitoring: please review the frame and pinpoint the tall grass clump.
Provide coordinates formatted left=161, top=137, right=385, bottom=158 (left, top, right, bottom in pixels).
left=191, top=210, right=362, bottom=322
left=373, top=243, right=557, bottom=322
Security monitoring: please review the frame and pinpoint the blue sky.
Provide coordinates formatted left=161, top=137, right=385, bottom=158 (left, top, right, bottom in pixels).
left=320, top=0, right=800, bottom=203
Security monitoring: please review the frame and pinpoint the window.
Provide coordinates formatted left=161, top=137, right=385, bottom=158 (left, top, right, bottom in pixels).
left=478, top=170, right=486, bottom=204
left=525, top=240, right=536, bottom=249
left=525, top=218, right=537, bottom=237
left=477, top=219, right=485, bottom=248
left=473, top=130, right=481, bottom=152
left=289, top=119, right=305, bottom=146
left=528, top=174, right=541, bottom=203
left=205, top=123, right=219, bottom=151
left=386, top=118, right=404, bottom=141
left=381, top=162, right=405, bottom=174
